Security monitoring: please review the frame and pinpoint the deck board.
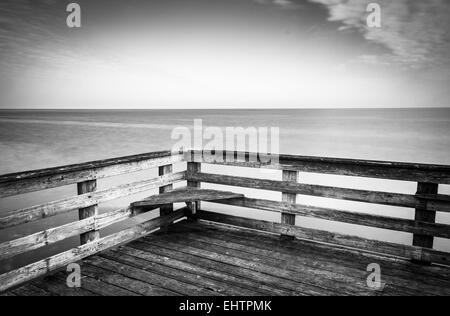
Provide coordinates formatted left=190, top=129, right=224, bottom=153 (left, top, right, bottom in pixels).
left=172, top=222, right=449, bottom=295
left=161, top=225, right=413, bottom=296
left=6, top=219, right=450, bottom=296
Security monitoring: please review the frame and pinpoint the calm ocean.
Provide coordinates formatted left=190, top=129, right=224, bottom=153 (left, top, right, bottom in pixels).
left=1, top=108, right=449, bottom=271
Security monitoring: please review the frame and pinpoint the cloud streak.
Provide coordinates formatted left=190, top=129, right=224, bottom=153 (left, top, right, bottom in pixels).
left=253, top=0, right=303, bottom=10
left=308, top=0, right=450, bottom=69
left=253, top=0, right=450, bottom=68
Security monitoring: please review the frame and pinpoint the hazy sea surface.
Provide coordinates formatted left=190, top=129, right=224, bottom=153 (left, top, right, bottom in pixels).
left=0, top=108, right=449, bottom=271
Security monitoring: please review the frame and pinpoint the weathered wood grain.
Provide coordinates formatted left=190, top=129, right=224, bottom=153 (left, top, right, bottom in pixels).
left=187, top=172, right=450, bottom=212
left=31, top=274, right=98, bottom=296
left=130, top=240, right=304, bottom=296
left=11, top=284, right=52, bottom=296
left=197, top=210, right=450, bottom=266
left=187, top=150, right=450, bottom=184
left=0, top=151, right=183, bottom=198
left=78, top=180, right=99, bottom=244
left=101, top=249, right=260, bottom=296
left=158, top=165, right=174, bottom=232
left=86, top=255, right=216, bottom=296
left=132, top=187, right=244, bottom=208
left=187, top=161, right=202, bottom=215
left=79, top=263, right=176, bottom=296
left=0, top=172, right=185, bottom=230
left=178, top=221, right=450, bottom=295
left=4, top=219, right=450, bottom=296
left=158, top=233, right=387, bottom=295
left=119, top=244, right=286, bottom=296
left=211, top=197, right=450, bottom=238
left=195, top=219, right=450, bottom=283
left=142, top=237, right=332, bottom=295
left=0, top=206, right=135, bottom=260
left=158, top=165, right=174, bottom=216
left=281, top=170, right=297, bottom=239
left=413, top=183, right=439, bottom=252
left=0, top=209, right=187, bottom=292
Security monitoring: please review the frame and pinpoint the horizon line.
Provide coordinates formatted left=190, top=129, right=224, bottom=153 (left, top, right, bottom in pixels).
left=0, top=106, right=449, bottom=111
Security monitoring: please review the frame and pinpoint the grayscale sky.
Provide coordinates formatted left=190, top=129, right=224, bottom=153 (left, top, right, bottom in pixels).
left=0, top=0, right=449, bottom=109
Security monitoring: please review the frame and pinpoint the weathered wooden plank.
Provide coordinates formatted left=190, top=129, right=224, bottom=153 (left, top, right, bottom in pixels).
left=194, top=219, right=450, bottom=285
left=158, top=165, right=174, bottom=232
left=281, top=170, right=297, bottom=239
left=413, top=183, right=439, bottom=254
left=197, top=210, right=450, bottom=266
left=101, top=249, right=261, bottom=296
left=211, top=197, right=450, bottom=238
left=182, top=222, right=449, bottom=296
left=0, top=209, right=187, bottom=292
left=0, top=171, right=185, bottom=230
left=11, top=284, right=53, bottom=296
left=56, top=265, right=141, bottom=296
left=0, top=152, right=183, bottom=198
left=86, top=255, right=217, bottom=296
left=159, top=165, right=174, bottom=216
left=142, top=236, right=337, bottom=296
left=171, top=229, right=423, bottom=295
left=0, top=217, right=94, bottom=261
left=82, top=262, right=177, bottom=296
left=134, top=244, right=304, bottom=296
left=187, top=150, right=450, bottom=184
left=130, top=240, right=303, bottom=296
left=132, top=188, right=244, bottom=208
left=31, top=274, right=98, bottom=296
left=78, top=180, right=99, bottom=244
left=121, top=243, right=288, bottom=296
left=0, top=206, right=135, bottom=260
left=417, top=193, right=450, bottom=202
left=161, top=232, right=390, bottom=296
left=187, top=172, right=450, bottom=212
left=187, top=161, right=202, bottom=215
left=48, top=269, right=139, bottom=296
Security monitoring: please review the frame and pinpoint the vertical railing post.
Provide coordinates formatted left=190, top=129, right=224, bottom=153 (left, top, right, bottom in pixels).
left=412, top=182, right=439, bottom=264
left=159, top=164, right=174, bottom=216
left=281, top=170, right=298, bottom=240
left=78, top=179, right=99, bottom=245
left=159, top=164, right=174, bottom=232
left=187, top=161, right=201, bottom=220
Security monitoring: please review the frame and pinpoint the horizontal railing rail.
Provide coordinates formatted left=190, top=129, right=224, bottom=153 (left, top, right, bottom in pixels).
left=187, top=172, right=450, bottom=212
left=186, top=150, right=450, bottom=184
left=0, top=172, right=185, bottom=230
left=0, top=209, right=187, bottom=292
left=185, top=150, right=450, bottom=266
left=0, top=150, right=183, bottom=198
left=197, top=211, right=450, bottom=265
left=210, top=197, right=450, bottom=239
left=0, top=150, right=187, bottom=292
left=1, top=149, right=449, bottom=292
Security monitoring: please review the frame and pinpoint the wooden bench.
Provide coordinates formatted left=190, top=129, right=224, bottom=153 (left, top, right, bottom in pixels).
left=132, top=187, right=245, bottom=208
left=131, top=187, right=245, bottom=217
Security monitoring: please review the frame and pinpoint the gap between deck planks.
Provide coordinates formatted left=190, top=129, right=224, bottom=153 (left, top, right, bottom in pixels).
left=6, top=219, right=450, bottom=296
left=164, top=221, right=450, bottom=296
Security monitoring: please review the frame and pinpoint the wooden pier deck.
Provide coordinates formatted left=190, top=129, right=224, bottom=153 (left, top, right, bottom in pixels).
left=1, top=150, right=449, bottom=296
left=5, top=219, right=450, bottom=296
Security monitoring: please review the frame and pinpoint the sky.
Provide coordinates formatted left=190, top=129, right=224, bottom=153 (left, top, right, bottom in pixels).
left=0, top=0, right=449, bottom=109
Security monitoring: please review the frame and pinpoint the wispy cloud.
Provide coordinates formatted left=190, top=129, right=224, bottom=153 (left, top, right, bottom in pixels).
left=308, top=0, right=450, bottom=69
left=253, top=0, right=303, bottom=10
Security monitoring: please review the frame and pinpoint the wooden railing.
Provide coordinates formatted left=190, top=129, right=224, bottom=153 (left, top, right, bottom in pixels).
left=1, top=149, right=450, bottom=292
left=185, top=150, right=450, bottom=266
left=0, top=151, right=187, bottom=292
